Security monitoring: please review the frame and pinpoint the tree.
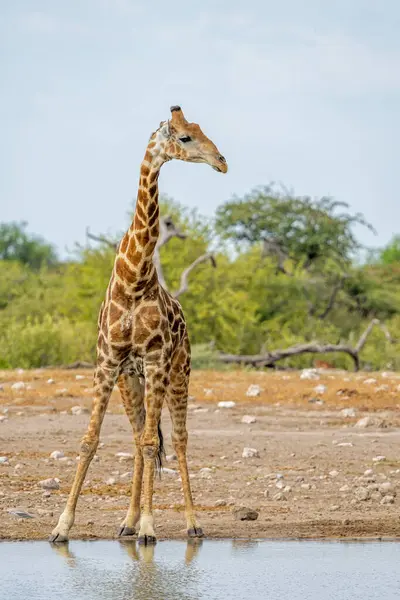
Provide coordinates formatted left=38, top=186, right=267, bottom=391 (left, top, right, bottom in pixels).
left=378, top=235, right=400, bottom=265
left=215, top=185, right=375, bottom=274
left=0, top=222, right=58, bottom=269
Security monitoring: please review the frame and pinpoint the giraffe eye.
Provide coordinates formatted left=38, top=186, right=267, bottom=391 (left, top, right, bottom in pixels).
left=179, top=136, right=191, bottom=143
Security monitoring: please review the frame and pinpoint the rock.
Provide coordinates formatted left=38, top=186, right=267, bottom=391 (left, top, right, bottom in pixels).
left=8, top=510, right=34, bottom=519
left=381, top=495, right=395, bottom=505
left=364, top=469, right=374, bottom=476
left=42, top=491, right=51, bottom=498
left=354, top=487, right=370, bottom=501
left=355, top=417, right=377, bottom=428
left=242, top=447, right=259, bottom=459
left=233, top=507, right=259, bottom=521
left=246, top=384, right=261, bottom=397
left=337, top=442, right=354, bottom=447
left=11, top=382, right=26, bottom=391
left=340, top=408, right=356, bottom=418
left=339, top=484, right=350, bottom=492
left=379, top=482, right=395, bottom=495
left=241, top=415, right=257, bottom=424
left=105, top=477, right=117, bottom=485
left=115, top=452, right=133, bottom=460
left=330, top=505, right=340, bottom=511
left=50, top=450, right=65, bottom=460
left=301, top=483, right=311, bottom=490
left=300, top=368, right=320, bottom=380
left=71, top=406, right=89, bottom=415
left=203, top=388, right=214, bottom=396
left=161, top=467, right=178, bottom=475
left=283, top=485, right=292, bottom=493
left=39, top=478, right=60, bottom=490
left=275, top=480, right=284, bottom=489
left=166, top=454, right=177, bottom=462
left=314, top=384, right=327, bottom=395
left=273, top=492, right=287, bottom=501
left=217, top=401, right=236, bottom=408
left=276, top=473, right=284, bottom=480
left=363, top=378, right=377, bottom=385
left=199, top=467, right=213, bottom=479
left=329, top=470, right=339, bottom=478
left=0, top=456, right=9, bottom=464
left=372, top=455, right=386, bottom=463
left=0, top=415, right=7, bottom=423
left=47, top=378, right=55, bottom=384
left=215, top=499, right=227, bottom=507
left=75, top=375, right=86, bottom=380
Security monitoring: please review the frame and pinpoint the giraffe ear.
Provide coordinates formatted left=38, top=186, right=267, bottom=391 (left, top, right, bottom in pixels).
left=159, top=121, right=170, bottom=138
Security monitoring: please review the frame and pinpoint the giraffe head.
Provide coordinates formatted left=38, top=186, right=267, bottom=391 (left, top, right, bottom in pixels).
left=155, top=106, right=228, bottom=174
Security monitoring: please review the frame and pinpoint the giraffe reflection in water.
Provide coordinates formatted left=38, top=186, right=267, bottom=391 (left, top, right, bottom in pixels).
left=50, top=540, right=204, bottom=600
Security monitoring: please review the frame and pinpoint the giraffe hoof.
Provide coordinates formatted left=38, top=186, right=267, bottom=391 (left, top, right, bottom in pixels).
left=118, top=526, right=136, bottom=537
left=49, top=532, right=69, bottom=543
left=138, top=535, right=157, bottom=546
left=187, top=527, right=204, bottom=538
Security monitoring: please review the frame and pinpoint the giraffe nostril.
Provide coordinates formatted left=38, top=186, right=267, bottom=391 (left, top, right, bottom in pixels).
left=219, top=155, right=226, bottom=163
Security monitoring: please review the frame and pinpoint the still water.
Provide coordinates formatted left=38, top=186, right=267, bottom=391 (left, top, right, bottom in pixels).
left=0, top=539, right=399, bottom=600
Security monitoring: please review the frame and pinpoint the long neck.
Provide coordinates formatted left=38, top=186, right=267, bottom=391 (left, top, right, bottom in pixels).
left=115, top=141, right=166, bottom=290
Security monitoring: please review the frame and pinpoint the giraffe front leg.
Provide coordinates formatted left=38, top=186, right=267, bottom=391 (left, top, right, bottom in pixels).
left=137, top=365, right=166, bottom=546
left=49, top=367, right=114, bottom=542
left=117, top=374, right=145, bottom=538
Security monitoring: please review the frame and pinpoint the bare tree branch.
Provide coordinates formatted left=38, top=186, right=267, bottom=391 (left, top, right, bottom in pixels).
left=172, top=253, right=216, bottom=299
left=219, top=318, right=391, bottom=372
left=86, top=227, right=117, bottom=250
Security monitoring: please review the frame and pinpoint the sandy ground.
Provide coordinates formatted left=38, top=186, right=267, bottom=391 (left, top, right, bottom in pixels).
left=1, top=367, right=400, bottom=541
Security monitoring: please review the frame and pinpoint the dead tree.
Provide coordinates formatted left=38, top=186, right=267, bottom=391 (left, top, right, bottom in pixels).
left=86, top=215, right=216, bottom=298
left=219, top=319, right=392, bottom=371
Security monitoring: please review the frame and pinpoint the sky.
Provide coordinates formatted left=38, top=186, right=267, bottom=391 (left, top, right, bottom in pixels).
left=1, top=0, right=399, bottom=256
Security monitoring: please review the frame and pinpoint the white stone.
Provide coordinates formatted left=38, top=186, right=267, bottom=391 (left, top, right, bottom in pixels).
left=39, top=478, right=60, bottom=490
left=75, top=375, right=86, bottom=380
left=283, top=485, right=292, bottom=493
left=241, top=415, right=257, bottom=424
left=0, top=456, right=9, bottom=464
left=199, top=467, right=213, bottom=479
left=166, top=454, right=177, bottom=462
left=354, top=487, right=370, bottom=501
left=55, top=388, right=69, bottom=396
left=242, top=447, right=259, bottom=459
left=203, top=388, right=214, bottom=396
left=105, top=477, right=116, bottom=485
left=0, top=416, right=8, bottom=423
left=275, top=481, right=284, bottom=489
left=115, top=452, right=133, bottom=460
left=340, top=485, right=350, bottom=492
left=337, top=442, right=353, bottom=447
left=381, top=495, right=395, bottom=505
left=355, top=417, right=375, bottom=428
left=47, top=378, right=55, bottom=384
left=300, top=369, right=320, bottom=380
left=273, top=492, right=287, bottom=501
left=379, top=482, right=395, bottom=494
left=314, top=384, right=327, bottom=395
left=364, top=469, right=374, bottom=476
left=246, top=384, right=261, bottom=397
left=11, top=381, right=26, bottom=391
left=372, top=455, right=386, bottom=463
left=363, top=378, right=377, bottom=385
left=340, top=408, right=356, bottom=418
left=161, top=467, right=178, bottom=475
left=217, top=401, right=236, bottom=409
left=50, top=450, right=64, bottom=460
left=329, top=470, right=339, bottom=478
left=301, top=483, right=311, bottom=490
left=71, top=406, right=89, bottom=415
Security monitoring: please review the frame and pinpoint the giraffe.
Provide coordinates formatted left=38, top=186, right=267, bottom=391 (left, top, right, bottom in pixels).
left=49, top=106, right=227, bottom=545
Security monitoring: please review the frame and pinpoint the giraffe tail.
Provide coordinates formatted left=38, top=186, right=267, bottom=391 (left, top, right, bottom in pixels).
left=155, top=420, right=165, bottom=477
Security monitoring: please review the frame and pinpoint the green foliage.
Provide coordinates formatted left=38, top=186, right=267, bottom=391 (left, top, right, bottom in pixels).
left=0, top=222, right=58, bottom=269
left=0, top=191, right=399, bottom=370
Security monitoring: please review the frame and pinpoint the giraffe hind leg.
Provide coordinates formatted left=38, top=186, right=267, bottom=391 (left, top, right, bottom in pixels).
left=167, top=341, right=203, bottom=538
